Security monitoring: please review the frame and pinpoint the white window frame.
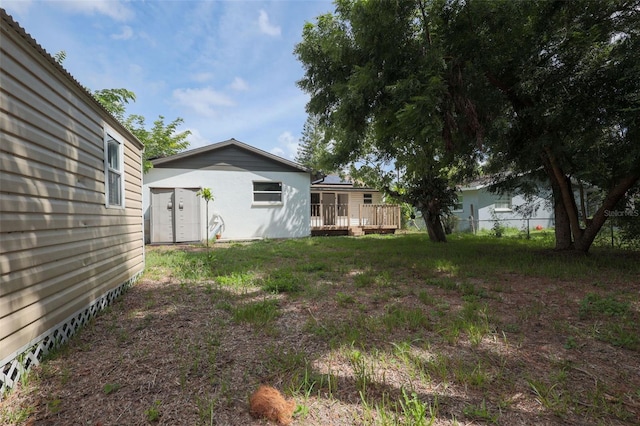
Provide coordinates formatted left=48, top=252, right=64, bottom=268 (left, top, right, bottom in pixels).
left=252, top=181, right=283, bottom=205
left=494, top=193, right=512, bottom=211
left=104, top=126, right=125, bottom=208
left=363, top=193, right=373, bottom=205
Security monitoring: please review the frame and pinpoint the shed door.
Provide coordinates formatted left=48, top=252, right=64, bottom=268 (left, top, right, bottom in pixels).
left=175, top=188, right=200, bottom=242
left=150, top=188, right=201, bottom=243
left=150, top=188, right=175, bottom=243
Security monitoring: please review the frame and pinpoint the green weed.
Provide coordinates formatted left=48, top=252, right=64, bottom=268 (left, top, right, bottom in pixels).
left=232, top=299, right=280, bottom=326
left=102, top=383, right=121, bottom=395
left=579, top=293, right=630, bottom=318
left=261, top=269, right=306, bottom=293
left=145, top=400, right=162, bottom=422
left=463, top=399, right=498, bottom=423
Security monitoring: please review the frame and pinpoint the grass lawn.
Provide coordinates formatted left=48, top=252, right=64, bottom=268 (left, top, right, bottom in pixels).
left=2, top=233, right=639, bottom=425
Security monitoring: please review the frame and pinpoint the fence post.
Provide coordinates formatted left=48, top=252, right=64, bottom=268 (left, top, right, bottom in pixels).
left=527, top=218, right=530, bottom=239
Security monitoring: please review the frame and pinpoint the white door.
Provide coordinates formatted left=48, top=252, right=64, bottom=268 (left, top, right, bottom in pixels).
left=150, top=188, right=175, bottom=243
left=175, top=188, right=201, bottom=243
left=150, top=188, right=201, bottom=243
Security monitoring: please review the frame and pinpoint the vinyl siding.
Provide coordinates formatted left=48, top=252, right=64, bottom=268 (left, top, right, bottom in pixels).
left=0, top=15, right=144, bottom=365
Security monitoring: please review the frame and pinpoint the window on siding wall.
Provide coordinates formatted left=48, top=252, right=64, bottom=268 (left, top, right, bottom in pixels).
left=363, top=193, right=373, bottom=204
left=104, top=128, right=124, bottom=208
left=253, top=182, right=282, bottom=203
left=495, top=193, right=512, bottom=211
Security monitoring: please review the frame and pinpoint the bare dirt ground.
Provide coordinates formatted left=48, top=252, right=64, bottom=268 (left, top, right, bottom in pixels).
left=2, top=243, right=639, bottom=426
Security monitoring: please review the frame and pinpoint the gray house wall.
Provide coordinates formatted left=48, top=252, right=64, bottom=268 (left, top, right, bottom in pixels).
left=0, top=9, right=145, bottom=393
left=452, top=187, right=555, bottom=232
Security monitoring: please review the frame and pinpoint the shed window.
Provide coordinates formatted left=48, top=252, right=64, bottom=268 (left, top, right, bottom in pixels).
left=363, top=193, right=373, bottom=204
left=253, top=182, right=282, bottom=203
left=104, top=128, right=124, bottom=208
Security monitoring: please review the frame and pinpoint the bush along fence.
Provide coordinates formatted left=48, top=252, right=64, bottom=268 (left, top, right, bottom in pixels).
left=0, top=272, right=142, bottom=397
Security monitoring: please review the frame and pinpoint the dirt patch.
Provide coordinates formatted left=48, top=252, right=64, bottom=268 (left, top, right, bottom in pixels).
left=2, top=243, right=639, bottom=425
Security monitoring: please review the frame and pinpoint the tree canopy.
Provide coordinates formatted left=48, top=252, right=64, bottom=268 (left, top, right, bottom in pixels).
left=295, top=0, right=640, bottom=251
left=294, top=114, right=328, bottom=172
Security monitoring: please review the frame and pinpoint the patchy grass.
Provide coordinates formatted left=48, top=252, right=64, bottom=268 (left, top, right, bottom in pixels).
left=2, top=234, right=639, bottom=425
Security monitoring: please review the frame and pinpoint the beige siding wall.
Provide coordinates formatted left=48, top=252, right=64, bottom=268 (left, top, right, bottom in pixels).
left=0, top=23, right=144, bottom=364
left=348, top=191, right=383, bottom=220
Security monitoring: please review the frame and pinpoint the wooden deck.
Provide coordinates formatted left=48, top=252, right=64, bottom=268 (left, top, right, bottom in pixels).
left=310, top=204, right=401, bottom=236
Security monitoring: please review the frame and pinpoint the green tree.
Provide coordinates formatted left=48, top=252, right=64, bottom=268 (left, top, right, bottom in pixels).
left=53, top=50, right=66, bottom=65
left=295, top=114, right=328, bottom=172
left=93, top=88, right=136, bottom=122
left=196, top=188, right=214, bottom=246
left=297, top=0, right=639, bottom=251
left=445, top=0, right=640, bottom=252
left=294, top=0, right=484, bottom=241
left=125, top=114, right=190, bottom=172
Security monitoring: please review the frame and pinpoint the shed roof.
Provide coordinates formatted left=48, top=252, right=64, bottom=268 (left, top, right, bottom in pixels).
left=150, top=138, right=309, bottom=173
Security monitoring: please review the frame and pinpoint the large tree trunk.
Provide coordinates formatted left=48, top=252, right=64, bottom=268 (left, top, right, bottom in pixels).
left=421, top=207, right=447, bottom=243
left=542, top=154, right=573, bottom=250
left=574, top=172, right=640, bottom=252
left=553, top=189, right=574, bottom=250
left=543, top=150, right=640, bottom=253
left=544, top=148, right=584, bottom=242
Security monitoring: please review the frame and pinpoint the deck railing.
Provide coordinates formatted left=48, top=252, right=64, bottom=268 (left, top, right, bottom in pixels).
left=358, top=204, right=401, bottom=228
left=310, top=204, right=400, bottom=229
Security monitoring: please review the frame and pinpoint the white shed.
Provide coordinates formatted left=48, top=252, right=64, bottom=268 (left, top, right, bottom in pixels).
left=143, top=139, right=311, bottom=242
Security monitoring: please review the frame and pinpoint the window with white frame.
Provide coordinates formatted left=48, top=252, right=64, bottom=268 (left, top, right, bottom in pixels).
left=363, top=193, right=373, bottom=204
left=253, top=181, right=282, bottom=203
left=104, top=128, right=124, bottom=208
left=453, top=195, right=463, bottom=212
left=495, top=193, right=512, bottom=211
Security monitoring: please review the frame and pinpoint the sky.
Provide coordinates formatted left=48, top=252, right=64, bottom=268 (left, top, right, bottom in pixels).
left=3, top=0, right=334, bottom=160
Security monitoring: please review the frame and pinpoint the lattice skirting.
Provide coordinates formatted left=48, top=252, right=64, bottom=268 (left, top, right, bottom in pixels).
left=1, top=271, right=142, bottom=396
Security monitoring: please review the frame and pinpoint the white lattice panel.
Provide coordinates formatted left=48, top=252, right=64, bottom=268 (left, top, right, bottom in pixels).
left=1, top=273, right=141, bottom=396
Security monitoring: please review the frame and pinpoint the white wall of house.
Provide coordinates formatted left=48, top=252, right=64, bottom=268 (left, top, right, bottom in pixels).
left=143, top=168, right=310, bottom=241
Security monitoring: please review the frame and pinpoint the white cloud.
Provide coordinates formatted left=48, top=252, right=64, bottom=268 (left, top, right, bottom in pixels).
left=183, top=128, right=211, bottom=149
left=229, top=77, right=249, bottom=91
left=271, top=147, right=285, bottom=157
left=172, top=87, right=235, bottom=118
left=58, top=0, right=134, bottom=21
left=111, top=25, right=133, bottom=40
left=258, top=10, right=281, bottom=37
left=272, top=131, right=299, bottom=160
